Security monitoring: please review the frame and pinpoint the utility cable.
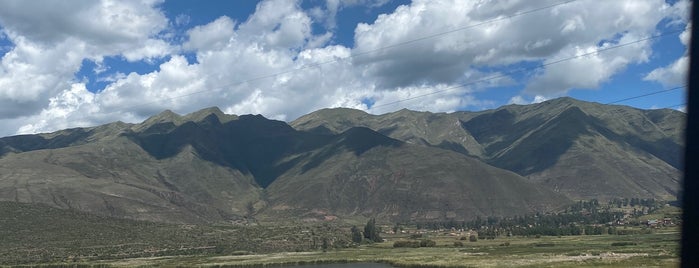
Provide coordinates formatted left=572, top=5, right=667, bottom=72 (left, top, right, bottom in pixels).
left=606, top=85, right=685, bottom=105
left=370, top=28, right=688, bottom=110
left=121, top=0, right=579, bottom=111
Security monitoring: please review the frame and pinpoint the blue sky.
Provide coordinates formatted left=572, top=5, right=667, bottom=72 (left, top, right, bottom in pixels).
left=0, top=0, right=690, bottom=136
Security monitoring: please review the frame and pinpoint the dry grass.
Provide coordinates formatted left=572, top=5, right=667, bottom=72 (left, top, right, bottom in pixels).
left=89, top=228, right=679, bottom=268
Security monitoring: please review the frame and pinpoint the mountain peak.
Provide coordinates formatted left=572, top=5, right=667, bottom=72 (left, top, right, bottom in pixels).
left=182, top=107, right=238, bottom=124
left=133, top=107, right=241, bottom=132
left=308, top=107, right=369, bottom=118
left=140, top=109, right=182, bottom=126
left=291, top=107, right=370, bottom=134
left=153, top=109, right=180, bottom=121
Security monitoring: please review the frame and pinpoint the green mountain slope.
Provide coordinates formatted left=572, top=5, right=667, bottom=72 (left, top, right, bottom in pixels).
left=291, top=97, right=683, bottom=201
left=266, top=127, right=567, bottom=222
left=0, top=107, right=568, bottom=223
left=3, top=97, right=678, bottom=224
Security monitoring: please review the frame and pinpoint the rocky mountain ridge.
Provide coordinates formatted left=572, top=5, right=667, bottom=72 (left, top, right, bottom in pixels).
left=0, top=98, right=683, bottom=223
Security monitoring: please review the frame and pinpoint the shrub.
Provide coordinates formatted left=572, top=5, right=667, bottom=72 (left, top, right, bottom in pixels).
left=393, top=241, right=420, bottom=248
left=611, top=242, right=637, bottom=246
left=453, top=241, right=464, bottom=247
left=459, top=236, right=467, bottom=240
left=350, top=226, right=363, bottom=244
left=534, top=243, right=555, bottom=247
left=469, top=234, right=477, bottom=242
left=410, top=233, right=424, bottom=239
left=420, top=239, right=436, bottom=247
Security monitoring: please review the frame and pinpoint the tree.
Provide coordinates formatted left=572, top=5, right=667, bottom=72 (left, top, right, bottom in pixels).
left=420, top=239, right=436, bottom=247
left=363, top=218, right=383, bottom=242
left=321, top=237, right=329, bottom=252
left=350, top=226, right=363, bottom=243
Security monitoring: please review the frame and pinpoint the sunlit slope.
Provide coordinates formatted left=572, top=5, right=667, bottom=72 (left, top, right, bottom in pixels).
left=266, top=127, right=567, bottom=221
left=292, top=97, right=683, bottom=200
left=0, top=106, right=569, bottom=223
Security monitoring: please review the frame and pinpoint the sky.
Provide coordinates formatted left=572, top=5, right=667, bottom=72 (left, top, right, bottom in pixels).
left=0, top=0, right=690, bottom=137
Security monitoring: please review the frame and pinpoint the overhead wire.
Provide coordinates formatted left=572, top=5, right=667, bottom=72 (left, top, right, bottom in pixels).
left=122, top=0, right=579, bottom=111
left=118, top=0, right=686, bottom=114
left=348, top=0, right=578, bottom=59
left=370, top=28, right=688, bottom=111
left=605, top=85, right=686, bottom=105
left=664, top=103, right=687, bottom=110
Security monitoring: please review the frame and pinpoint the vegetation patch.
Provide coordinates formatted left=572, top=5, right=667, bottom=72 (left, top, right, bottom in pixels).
left=0, top=201, right=680, bottom=267
left=533, top=242, right=556, bottom=247
left=611, top=242, right=638, bottom=246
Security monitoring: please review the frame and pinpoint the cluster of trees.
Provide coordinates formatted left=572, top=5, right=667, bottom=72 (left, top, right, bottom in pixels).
left=410, top=199, right=666, bottom=238
left=350, top=218, right=383, bottom=243
left=607, top=198, right=661, bottom=209
left=392, top=239, right=436, bottom=248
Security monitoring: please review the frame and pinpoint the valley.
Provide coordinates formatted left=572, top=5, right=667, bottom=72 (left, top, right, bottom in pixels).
left=0, top=97, right=684, bottom=266
left=0, top=201, right=680, bottom=267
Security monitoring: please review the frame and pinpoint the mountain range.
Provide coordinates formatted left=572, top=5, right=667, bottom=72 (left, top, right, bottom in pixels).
left=0, top=97, right=684, bottom=223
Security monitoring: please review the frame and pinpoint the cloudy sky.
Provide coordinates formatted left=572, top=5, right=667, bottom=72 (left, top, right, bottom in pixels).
left=0, top=0, right=690, bottom=137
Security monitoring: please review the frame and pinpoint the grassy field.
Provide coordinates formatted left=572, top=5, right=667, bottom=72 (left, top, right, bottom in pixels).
left=0, top=202, right=350, bottom=265
left=0, top=201, right=680, bottom=267
left=80, top=227, right=678, bottom=268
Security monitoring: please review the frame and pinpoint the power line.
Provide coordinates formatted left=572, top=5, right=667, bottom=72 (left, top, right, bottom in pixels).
left=370, top=28, right=688, bottom=110
left=606, top=85, right=686, bottom=105
left=121, top=0, right=579, bottom=111
left=664, top=103, right=687, bottom=110
left=349, top=0, right=579, bottom=59
left=119, top=0, right=686, bottom=115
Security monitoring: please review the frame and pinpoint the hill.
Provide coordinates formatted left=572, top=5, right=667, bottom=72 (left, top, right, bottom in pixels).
left=291, top=97, right=683, bottom=201
left=0, top=107, right=567, bottom=223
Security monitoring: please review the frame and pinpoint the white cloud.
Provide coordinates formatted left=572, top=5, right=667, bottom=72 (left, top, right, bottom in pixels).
left=236, top=0, right=314, bottom=50
left=122, top=38, right=173, bottom=62
left=353, top=0, right=673, bottom=96
left=0, top=0, right=689, bottom=137
left=16, top=83, right=96, bottom=134
left=525, top=37, right=650, bottom=95
left=509, top=95, right=548, bottom=105
left=509, top=95, right=527, bottom=105
left=315, top=0, right=394, bottom=30
left=644, top=55, right=688, bottom=87
left=175, top=14, right=191, bottom=27
left=644, top=22, right=690, bottom=87
left=0, top=37, right=84, bottom=117
left=0, top=0, right=171, bottom=122
left=184, top=16, right=236, bottom=52
left=97, top=72, right=127, bottom=83
left=0, top=0, right=168, bottom=48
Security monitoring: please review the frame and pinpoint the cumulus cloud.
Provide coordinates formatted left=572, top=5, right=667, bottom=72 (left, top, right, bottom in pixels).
left=509, top=95, right=548, bottom=105
left=310, top=0, right=394, bottom=30
left=525, top=37, right=650, bottom=95
left=0, top=0, right=690, bottom=137
left=184, top=16, right=236, bottom=52
left=644, top=22, right=690, bottom=87
left=353, top=0, right=674, bottom=95
left=0, top=0, right=171, bottom=122
left=16, top=83, right=96, bottom=134
left=0, top=0, right=166, bottom=45
left=644, top=55, right=688, bottom=87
